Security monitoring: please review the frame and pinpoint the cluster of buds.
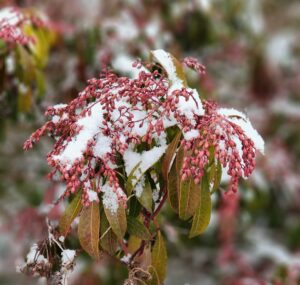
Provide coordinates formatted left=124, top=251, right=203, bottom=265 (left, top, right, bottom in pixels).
left=0, top=7, right=33, bottom=45
left=22, top=66, right=180, bottom=206
left=182, top=56, right=206, bottom=76
left=0, top=6, right=52, bottom=46
left=24, top=50, right=263, bottom=207
left=181, top=100, right=259, bottom=193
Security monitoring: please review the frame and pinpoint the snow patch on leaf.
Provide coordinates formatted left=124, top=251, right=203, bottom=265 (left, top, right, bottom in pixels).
left=102, top=183, right=125, bottom=214
left=123, top=145, right=168, bottom=177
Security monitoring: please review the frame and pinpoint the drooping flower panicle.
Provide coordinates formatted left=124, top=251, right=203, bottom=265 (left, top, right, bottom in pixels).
left=24, top=50, right=264, bottom=208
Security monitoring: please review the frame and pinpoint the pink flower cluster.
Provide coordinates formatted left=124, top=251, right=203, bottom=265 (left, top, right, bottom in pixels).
left=181, top=101, right=256, bottom=193
left=182, top=56, right=206, bottom=77
left=24, top=66, right=187, bottom=205
left=0, top=7, right=32, bottom=45
left=24, top=54, right=262, bottom=206
left=0, top=6, right=51, bottom=46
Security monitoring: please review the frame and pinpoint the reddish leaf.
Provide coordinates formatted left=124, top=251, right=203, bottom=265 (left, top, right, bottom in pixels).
left=104, top=203, right=127, bottom=239
left=78, top=202, right=100, bottom=259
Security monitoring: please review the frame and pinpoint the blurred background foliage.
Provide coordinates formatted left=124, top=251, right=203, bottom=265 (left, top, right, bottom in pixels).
left=0, top=0, right=300, bottom=284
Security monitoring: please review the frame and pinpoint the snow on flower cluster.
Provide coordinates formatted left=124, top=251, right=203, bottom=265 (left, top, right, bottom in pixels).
left=181, top=101, right=264, bottom=193
left=24, top=49, right=264, bottom=211
left=0, top=7, right=32, bottom=45
left=0, top=6, right=49, bottom=45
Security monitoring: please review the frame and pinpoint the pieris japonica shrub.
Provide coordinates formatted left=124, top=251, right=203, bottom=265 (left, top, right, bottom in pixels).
left=22, top=49, right=264, bottom=284
left=0, top=6, right=56, bottom=119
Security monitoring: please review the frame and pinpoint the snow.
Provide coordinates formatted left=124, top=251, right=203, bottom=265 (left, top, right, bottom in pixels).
left=0, top=7, right=22, bottom=26
left=218, top=108, right=247, bottom=120
left=59, top=249, right=76, bottom=285
left=135, top=176, right=145, bottom=198
left=131, top=109, right=149, bottom=137
left=140, top=146, right=167, bottom=172
left=196, top=0, right=211, bottom=11
left=52, top=115, right=60, bottom=123
left=86, top=189, right=99, bottom=202
left=152, top=50, right=204, bottom=122
left=53, top=103, right=104, bottom=168
left=144, top=18, right=160, bottom=39
left=218, top=108, right=265, bottom=154
left=174, top=86, right=205, bottom=120
left=152, top=49, right=183, bottom=85
left=101, top=183, right=125, bottom=214
left=26, top=244, right=48, bottom=265
left=5, top=55, right=15, bottom=74
left=230, top=117, right=264, bottom=154
left=120, top=253, right=132, bottom=264
left=243, top=0, right=264, bottom=35
left=184, top=129, right=199, bottom=140
left=152, top=188, right=160, bottom=203
left=123, top=148, right=141, bottom=176
left=153, top=132, right=167, bottom=147
left=18, top=83, right=28, bottom=94
left=59, top=236, right=65, bottom=243
left=51, top=50, right=208, bottom=173
left=267, top=33, right=295, bottom=66
left=76, top=0, right=101, bottom=29
left=112, top=54, right=148, bottom=79
left=110, top=100, right=150, bottom=137
left=52, top=104, right=69, bottom=123
left=61, top=249, right=76, bottom=266
left=123, top=145, right=168, bottom=178
left=93, top=135, right=112, bottom=157
left=245, top=229, right=300, bottom=266
left=102, top=11, right=138, bottom=41
left=271, top=99, right=300, bottom=118
left=53, top=103, right=68, bottom=110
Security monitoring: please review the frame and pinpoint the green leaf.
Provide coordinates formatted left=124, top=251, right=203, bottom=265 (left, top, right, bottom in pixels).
left=179, top=177, right=201, bottom=220
left=78, top=202, right=100, bottom=259
left=125, top=161, right=142, bottom=195
left=167, top=161, right=179, bottom=212
left=104, top=203, right=127, bottom=239
left=16, top=45, right=35, bottom=83
left=23, top=25, right=49, bottom=68
left=128, top=235, right=142, bottom=255
left=34, top=69, right=46, bottom=98
left=137, top=180, right=153, bottom=212
left=127, top=216, right=151, bottom=240
left=147, top=266, right=161, bottom=285
left=177, top=147, right=200, bottom=220
left=100, top=210, right=118, bottom=255
left=59, top=191, right=82, bottom=236
left=129, top=196, right=142, bottom=217
left=150, top=231, right=167, bottom=284
left=167, top=145, right=185, bottom=212
left=176, top=145, right=185, bottom=171
left=18, top=85, right=32, bottom=113
left=162, top=131, right=181, bottom=181
left=189, top=175, right=212, bottom=238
